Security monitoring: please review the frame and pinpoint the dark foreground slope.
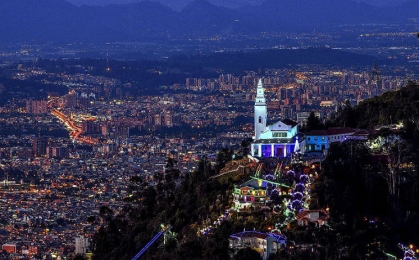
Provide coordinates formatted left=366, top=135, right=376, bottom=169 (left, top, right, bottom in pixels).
left=92, top=82, right=419, bottom=260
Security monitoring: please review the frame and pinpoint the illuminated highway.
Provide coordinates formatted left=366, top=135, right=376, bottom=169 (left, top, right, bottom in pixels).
left=50, top=107, right=98, bottom=145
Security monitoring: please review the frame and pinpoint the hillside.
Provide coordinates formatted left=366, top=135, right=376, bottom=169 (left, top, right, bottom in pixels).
left=334, top=81, right=419, bottom=129
left=91, top=81, right=419, bottom=260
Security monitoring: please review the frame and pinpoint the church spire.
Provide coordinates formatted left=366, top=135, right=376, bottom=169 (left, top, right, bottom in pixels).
left=254, top=79, right=267, bottom=140
left=255, top=79, right=266, bottom=104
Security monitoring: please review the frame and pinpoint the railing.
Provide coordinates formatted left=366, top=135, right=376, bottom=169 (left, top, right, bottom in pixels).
left=209, top=165, right=245, bottom=179
left=132, top=226, right=171, bottom=260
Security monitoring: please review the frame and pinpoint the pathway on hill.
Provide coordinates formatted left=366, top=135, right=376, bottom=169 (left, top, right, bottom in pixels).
left=200, top=157, right=319, bottom=236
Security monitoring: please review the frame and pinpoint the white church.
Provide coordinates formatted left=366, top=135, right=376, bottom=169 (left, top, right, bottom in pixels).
left=250, top=79, right=304, bottom=158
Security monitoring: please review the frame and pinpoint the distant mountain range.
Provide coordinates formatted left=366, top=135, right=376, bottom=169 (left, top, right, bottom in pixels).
left=66, top=0, right=411, bottom=9
left=0, top=0, right=417, bottom=44
left=67, top=0, right=262, bottom=10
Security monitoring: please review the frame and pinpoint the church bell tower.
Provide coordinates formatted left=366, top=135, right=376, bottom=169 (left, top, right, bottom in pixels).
left=254, top=79, right=267, bottom=140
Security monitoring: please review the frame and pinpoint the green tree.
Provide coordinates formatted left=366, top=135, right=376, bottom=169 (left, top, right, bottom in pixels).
left=215, top=148, right=234, bottom=173
left=315, top=140, right=371, bottom=226
left=241, top=138, right=253, bottom=156
left=305, top=111, right=322, bottom=132
left=99, top=206, right=114, bottom=222
left=338, top=100, right=356, bottom=127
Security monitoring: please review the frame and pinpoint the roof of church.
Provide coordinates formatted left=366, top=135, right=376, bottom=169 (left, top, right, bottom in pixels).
left=307, top=127, right=355, bottom=136
left=267, top=121, right=292, bottom=131
left=253, top=138, right=296, bottom=144
left=281, top=119, right=298, bottom=127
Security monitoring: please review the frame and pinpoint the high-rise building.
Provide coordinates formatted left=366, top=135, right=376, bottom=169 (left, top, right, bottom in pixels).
left=47, top=146, right=69, bottom=159
left=82, top=120, right=100, bottom=134
left=75, top=235, right=90, bottom=255
left=33, top=137, right=48, bottom=157
left=153, top=113, right=162, bottom=127
left=281, top=106, right=292, bottom=119
left=65, top=91, right=78, bottom=108
left=101, top=123, right=129, bottom=139
left=101, top=123, right=110, bottom=136
left=26, top=99, right=48, bottom=114
left=78, top=96, right=90, bottom=108
left=115, top=124, right=129, bottom=139
left=163, top=111, right=173, bottom=127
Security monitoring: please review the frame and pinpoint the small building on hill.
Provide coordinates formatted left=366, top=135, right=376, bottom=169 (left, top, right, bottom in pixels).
left=295, top=209, right=329, bottom=227
left=229, top=230, right=287, bottom=260
left=232, top=179, right=267, bottom=212
left=305, top=127, right=356, bottom=152
left=232, top=166, right=292, bottom=212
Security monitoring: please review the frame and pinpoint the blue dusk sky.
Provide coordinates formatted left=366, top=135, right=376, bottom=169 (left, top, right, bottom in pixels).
left=65, top=0, right=409, bottom=10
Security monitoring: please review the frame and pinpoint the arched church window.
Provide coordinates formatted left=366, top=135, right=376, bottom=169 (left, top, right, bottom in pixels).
left=259, top=116, right=262, bottom=124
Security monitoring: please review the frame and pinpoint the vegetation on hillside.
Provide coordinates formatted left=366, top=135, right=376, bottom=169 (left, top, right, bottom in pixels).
left=91, top=81, right=419, bottom=260
left=310, top=80, right=419, bottom=257
left=91, top=157, right=235, bottom=260
left=343, top=81, right=419, bottom=129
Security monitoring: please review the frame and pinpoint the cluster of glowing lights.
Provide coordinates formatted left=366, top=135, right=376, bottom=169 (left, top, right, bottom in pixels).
left=399, top=244, right=418, bottom=260
left=51, top=109, right=97, bottom=145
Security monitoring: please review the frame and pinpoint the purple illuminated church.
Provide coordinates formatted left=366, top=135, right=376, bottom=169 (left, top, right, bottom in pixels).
left=251, top=79, right=304, bottom=158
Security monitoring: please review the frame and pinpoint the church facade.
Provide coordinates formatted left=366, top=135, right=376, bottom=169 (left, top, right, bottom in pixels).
left=251, top=79, right=304, bottom=158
